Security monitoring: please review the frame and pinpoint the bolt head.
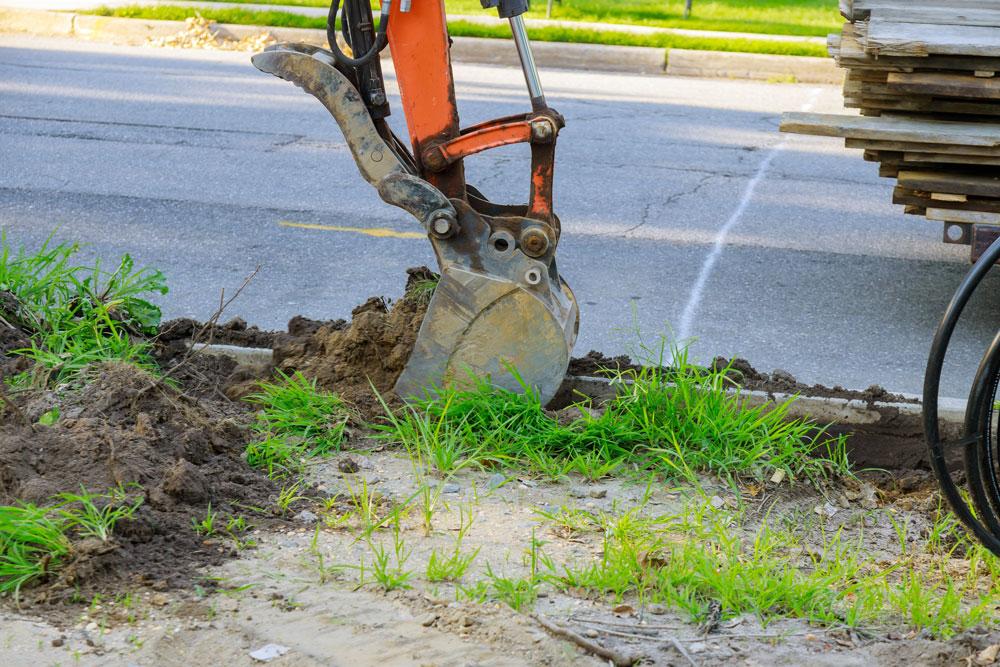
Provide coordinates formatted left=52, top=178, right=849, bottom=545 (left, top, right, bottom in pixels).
left=520, top=229, right=550, bottom=257
left=531, top=119, right=554, bottom=143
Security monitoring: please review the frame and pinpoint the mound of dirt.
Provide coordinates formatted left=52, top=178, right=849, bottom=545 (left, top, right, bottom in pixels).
left=0, top=362, right=277, bottom=604
left=272, top=267, right=433, bottom=414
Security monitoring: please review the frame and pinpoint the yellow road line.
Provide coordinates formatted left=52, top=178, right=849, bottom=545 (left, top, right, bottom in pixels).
left=279, top=220, right=424, bottom=239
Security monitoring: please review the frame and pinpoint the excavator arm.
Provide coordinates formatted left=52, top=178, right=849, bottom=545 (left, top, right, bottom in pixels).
left=252, top=0, right=578, bottom=404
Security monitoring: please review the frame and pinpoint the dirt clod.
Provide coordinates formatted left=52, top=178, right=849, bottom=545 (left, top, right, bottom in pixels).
left=0, top=362, right=277, bottom=606
left=272, top=268, right=433, bottom=415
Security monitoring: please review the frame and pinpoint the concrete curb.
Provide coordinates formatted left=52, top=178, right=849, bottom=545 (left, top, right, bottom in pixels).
left=198, top=340, right=959, bottom=425
left=1, top=7, right=841, bottom=82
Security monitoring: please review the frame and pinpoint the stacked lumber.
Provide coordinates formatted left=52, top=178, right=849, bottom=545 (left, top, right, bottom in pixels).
left=780, top=0, right=1000, bottom=259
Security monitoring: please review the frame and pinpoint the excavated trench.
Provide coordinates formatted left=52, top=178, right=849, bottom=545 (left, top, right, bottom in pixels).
left=0, top=269, right=956, bottom=618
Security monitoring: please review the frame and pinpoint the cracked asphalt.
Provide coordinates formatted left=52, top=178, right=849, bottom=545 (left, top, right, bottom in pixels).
left=2, top=34, right=999, bottom=398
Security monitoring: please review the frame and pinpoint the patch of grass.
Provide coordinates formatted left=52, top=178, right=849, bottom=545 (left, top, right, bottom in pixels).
left=1, top=236, right=166, bottom=387
left=153, top=0, right=840, bottom=37
left=244, top=371, right=351, bottom=476
left=426, top=506, right=479, bottom=582
left=56, top=484, right=142, bottom=543
left=364, top=521, right=413, bottom=592
left=0, top=487, right=143, bottom=599
left=376, top=344, right=849, bottom=485
left=87, top=5, right=828, bottom=57
left=405, top=276, right=438, bottom=305
left=192, top=504, right=218, bottom=536
left=541, top=493, right=1000, bottom=638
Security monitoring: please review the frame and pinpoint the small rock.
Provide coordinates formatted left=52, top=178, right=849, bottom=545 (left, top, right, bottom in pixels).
left=85, top=622, right=98, bottom=632
left=442, top=483, right=461, bottom=494
left=51, top=637, right=64, bottom=647
left=709, top=495, right=726, bottom=509
left=814, top=502, right=838, bottom=518
left=151, top=593, right=169, bottom=607
left=487, top=473, right=506, bottom=489
left=418, top=613, right=438, bottom=627
left=338, top=457, right=360, bottom=474
left=588, top=488, right=607, bottom=499
left=223, top=317, right=247, bottom=331
left=612, top=603, right=634, bottom=615
left=688, top=642, right=707, bottom=654
left=249, top=644, right=290, bottom=662
left=569, top=487, right=588, bottom=499
left=583, top=629, right=599, bottom=638
left=294, top=510, right=318, bottom=524
left=647, top=603, right=667, bottom=615
left=771, top=368, right=796, bottom=384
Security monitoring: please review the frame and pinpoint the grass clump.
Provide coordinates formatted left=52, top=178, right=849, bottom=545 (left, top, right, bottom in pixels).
left=87, top=5, right=827, bottom=57
left=244, top=371, right=351, bottom=476
left=376, top=345, right=848, bottom=484
left=0, top=236, right=166, bottom=387
left=541, top=494, right=1000, bottom=638
left=0, top=486, right=142, bottom=599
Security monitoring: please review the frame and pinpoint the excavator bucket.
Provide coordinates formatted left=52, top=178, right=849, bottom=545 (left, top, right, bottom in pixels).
left=252, top=43, right=578, bottom=405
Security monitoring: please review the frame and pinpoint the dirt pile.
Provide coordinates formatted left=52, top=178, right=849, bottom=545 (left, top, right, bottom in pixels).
left=0, top=362, right=277, bottom=602
left=272, top=267, right=433, bottom=412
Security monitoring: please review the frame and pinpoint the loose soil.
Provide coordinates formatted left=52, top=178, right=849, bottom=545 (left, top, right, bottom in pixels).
left=0, top=363, right=279, bottom=614
left=3, top=450, right=994, bottom=667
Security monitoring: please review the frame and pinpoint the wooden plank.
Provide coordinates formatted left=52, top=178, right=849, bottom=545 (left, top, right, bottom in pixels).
left=931, top=192, right=969, bottom=202
left=865, top=20, right=1000, bottom=58
left=904, top=152, right=1000, bottom=167
left=886, top=71, right=1000, bottom=100
left=898, top=170, right=1000, bottom=198
left=927, top=207, right=1000, bottom=224
left=868, top=7, right=1000, bottom=29
left=847, top=138, right=1000, bottom=156
left=780, top=112, right=1000, bottom=147
left=893, top=187, right=1000, bottom=213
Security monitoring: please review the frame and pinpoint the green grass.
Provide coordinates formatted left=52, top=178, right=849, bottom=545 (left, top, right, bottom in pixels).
left=86, top=5, right=828, bottom=57
left=0, top=236, right=166, bottom=387
left=158, top=0, right=841, bottom=37
left=538, top=493, right=1000, bottom=637
left=244, top=371, right=352, bottom=477
left=0, top=487, right=143, bottom=599
left=375, top=345, right=849, bottom=485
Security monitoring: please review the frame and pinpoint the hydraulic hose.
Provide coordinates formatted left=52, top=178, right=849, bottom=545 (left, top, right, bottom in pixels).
left=924, top=235, right=1000, bottom=556
left=326, top=0, right=390, bottom=68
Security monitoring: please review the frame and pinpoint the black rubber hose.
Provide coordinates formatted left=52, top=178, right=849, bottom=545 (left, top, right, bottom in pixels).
left=924, top=235, right=1000, bottom=556
left=326, top=0, right=389, bottom=68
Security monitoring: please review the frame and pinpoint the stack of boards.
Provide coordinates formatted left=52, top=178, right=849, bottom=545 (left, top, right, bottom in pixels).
left=779, top=0, right=1000, bottom=260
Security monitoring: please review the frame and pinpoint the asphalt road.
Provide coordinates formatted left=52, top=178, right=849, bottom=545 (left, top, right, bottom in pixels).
left=2, top=35, right=998, bottom=398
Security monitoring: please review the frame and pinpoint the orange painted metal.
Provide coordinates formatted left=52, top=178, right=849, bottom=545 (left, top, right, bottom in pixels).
left=386, top=0, right=464, bottom=196
left=422, top=120, right=533, bottom=171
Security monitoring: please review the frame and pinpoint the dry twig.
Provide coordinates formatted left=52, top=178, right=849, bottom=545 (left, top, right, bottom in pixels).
left=531, top=613, right=643, bottom=667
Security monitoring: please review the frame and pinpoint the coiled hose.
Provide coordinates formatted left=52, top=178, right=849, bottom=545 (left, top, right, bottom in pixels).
left=924, top=236, right=1000, bottom=556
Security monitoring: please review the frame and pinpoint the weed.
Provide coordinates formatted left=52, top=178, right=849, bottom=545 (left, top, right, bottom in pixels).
left=0, top=486, right=141, bottom=598
left=55, top=485, right=142, bottom=542
left=405, top=276, right=438, bottom=304
left=192, top=505, right=218, bottom=536
left=275, top=480, right=308, bottom=514
left=426, top=506, right=480, bottom=582
left=0, top=502, right=73, bottom=597
left=1, top=237, right=166, bottom=387
left=366, top=521, right=412, bottom=592
left=245, top=372, right=351, bottom=476
left=485, top=565, right=538, bottom=612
